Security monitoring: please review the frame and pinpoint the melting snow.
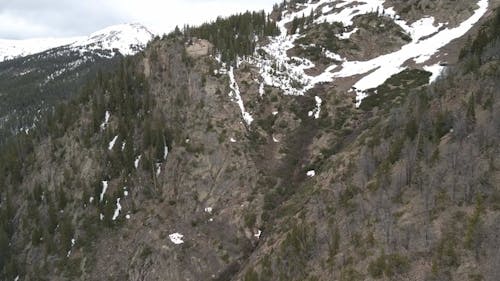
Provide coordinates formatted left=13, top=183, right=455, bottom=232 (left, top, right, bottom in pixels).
left=99, top=181, right=108, bottom=202
left=156, top=163, right=162, bottom=176
left=228, top=67, right=254, bottom=125
left=108, top=135, right=119, bottom=150
left=67, top=238, right=76, bottom=257
left=331, top=0, right=488, bottom=106
left=250, top=0, right=488, bottom=107
left=424, top=63, right=446, bottom=83
left=308, top=96, right=322, bottom=119
left=100, top=111, right=110, bottom=131
left=169, top=233, right=184, bottom=244
left=134, top=155, right=141, bottom=169
left=112, top=198, right=122, bottom=221
left=337, top=28, right=359, bottom=40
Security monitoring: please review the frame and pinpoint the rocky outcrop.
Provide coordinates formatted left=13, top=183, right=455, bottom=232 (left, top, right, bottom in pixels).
left=186, top=38, right=213, bottom=58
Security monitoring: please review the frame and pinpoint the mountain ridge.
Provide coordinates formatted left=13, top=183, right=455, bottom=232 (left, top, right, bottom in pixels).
left=0, top=23, right=154, bottom=62
left=0, top=0, right=499, bottom=280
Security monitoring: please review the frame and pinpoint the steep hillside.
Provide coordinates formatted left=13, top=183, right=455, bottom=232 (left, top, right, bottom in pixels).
left=0, top=24, right=154, bottom=141
left=0, top=1, right=499, bottom=281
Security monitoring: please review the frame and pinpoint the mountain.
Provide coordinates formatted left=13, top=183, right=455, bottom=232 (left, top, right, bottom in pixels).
left=0, top=23, right=154, bottom=141
left=0, top=23, right=154, bottom=62
left=0, top=1, right=499, bottom=281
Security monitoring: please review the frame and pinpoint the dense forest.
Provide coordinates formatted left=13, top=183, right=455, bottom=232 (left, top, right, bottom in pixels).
left=184, top=11, right=280, bottom=63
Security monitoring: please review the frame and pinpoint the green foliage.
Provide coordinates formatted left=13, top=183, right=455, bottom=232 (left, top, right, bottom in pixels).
left=459, top=8, right=500, bottom=71
left=244, top=212, right=257, bottom=228
left=359, top=69, right=431, bottom=111
left=0, top=228, right=10, bottom=271
left=328, top=226, right=340, bottom=260
left=340, top=267, right=362, bottom=281
left=464, top=197, right=484, bottom=250
left=295, top=22, right=345, bottom=53
left=244, top=269, right=259, bottom=281
left=0, top=47, right=120, bottom=141
left=368, top=252, right=410, bottom=278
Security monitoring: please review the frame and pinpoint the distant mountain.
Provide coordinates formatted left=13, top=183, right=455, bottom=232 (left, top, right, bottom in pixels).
left=0, top=23, right=154, bottom=140
left=0, top=23, right=154, bottom=62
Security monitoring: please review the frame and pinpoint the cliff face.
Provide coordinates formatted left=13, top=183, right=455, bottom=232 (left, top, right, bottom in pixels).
left=1, top=2, right=500, bottom=281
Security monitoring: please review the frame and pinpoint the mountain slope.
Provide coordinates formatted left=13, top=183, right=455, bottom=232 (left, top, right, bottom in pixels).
left=0, top=23, right=154, bottom=62
left=0, top=1, right=499, bottom=281
left=0, top=23, right=154, bottom=141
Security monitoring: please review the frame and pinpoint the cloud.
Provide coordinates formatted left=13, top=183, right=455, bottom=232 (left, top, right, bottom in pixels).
left=0, top=0, right=275, bottom=39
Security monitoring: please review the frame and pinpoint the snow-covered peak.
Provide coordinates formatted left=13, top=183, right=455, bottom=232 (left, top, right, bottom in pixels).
left=0, top=37, right=82, bottom=62
left=0, top=23, right=154, bottom=62
left=71, top=23, right=154, bottom=57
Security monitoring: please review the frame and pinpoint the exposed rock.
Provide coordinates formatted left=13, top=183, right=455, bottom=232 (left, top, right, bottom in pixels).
left=186, top=38, right=213, bottom=58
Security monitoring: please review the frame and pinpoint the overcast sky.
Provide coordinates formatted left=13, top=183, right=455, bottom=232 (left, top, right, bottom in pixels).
left=0, top=0, right=275, bottom=39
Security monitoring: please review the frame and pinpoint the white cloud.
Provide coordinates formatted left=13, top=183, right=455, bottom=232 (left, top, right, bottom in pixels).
left=0, top=0, right=275, bottom=39
left=117, top=0, right=274, bottom=35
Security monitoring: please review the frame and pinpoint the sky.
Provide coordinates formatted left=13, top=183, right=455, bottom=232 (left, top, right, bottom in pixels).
left=0, top=0, right=275, bottom=39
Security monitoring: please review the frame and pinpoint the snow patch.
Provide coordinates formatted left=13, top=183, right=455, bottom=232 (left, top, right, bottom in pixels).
left=331, top=0, right=489, bottom=106
left=67, top=238, right=76, bottom=257
left=156, top=163, right=162, bottom=176
left=134, top=155, right=141, bottom=169
left=99, top=181, right=108, bottom=202
left=112, top=198, right=122, bottom=221
left=308, top=96, right=322, bottom=119
left=108, top=135, right=119, bottom=150
left=249, top=0, right=488, bottom=107
left=228, top=67, right=254, bottom=125
left=169, top=233, right=184, bottom=244
left=337, top=28, right=359, bottom=40
left=424, top=63, right=446, bottom=83
left=100, top=111, right=110, bottom=130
